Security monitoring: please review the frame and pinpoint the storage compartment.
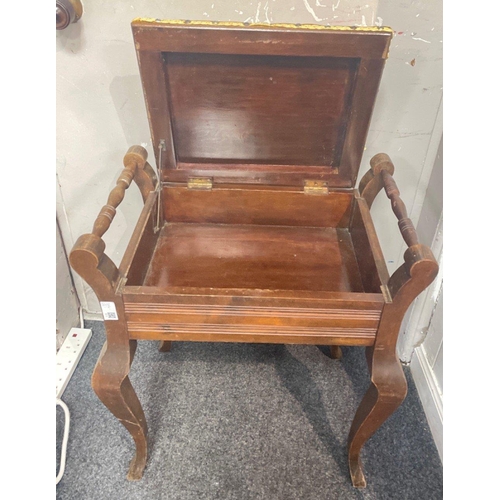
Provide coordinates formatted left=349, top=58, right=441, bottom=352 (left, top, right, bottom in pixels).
left=124, top=186, right=386, bottom=297
left=119, top=184, right=387, bottom=348
left=143, top=223, right=363, bottom=292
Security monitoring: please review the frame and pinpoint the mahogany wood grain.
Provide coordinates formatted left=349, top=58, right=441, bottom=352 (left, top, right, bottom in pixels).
left=132, top=21, right=392, bottom=188
left=350, top=192, right=390, bottom=292
left=124, top=301, right=381, bottom=332
left=358, top=152, right=395, bottom=209
left=70, top=232, right=148, bottom=481
left=158, top=341, right=172, bottom=352
left=162, top=165, right=346, bottom=187
left=132, top=21, right=392, bottom=59
left=91, top=146, right=149, bottom=238
left=380, top=169, right=419, bottom=248
left=143, top=223, right=364, bottom=292
left=165, top=53, right=357, bottom=167
left=163, top=186, right=353, bottom=227
left=128, top=327, right=375, bottom=346
left=340, top=59, right=386, bottom=187
left=122, top=286, right=384, bottom=305
left=359, top=153, right=419, bottom=247
left=330, top=346, right=343, bottom=359
left=134, top=50, right=176, bottom=170
left=122, top=285, right=385, bottom=304
left=122, top=287, right=383, bottom=346
left=119, top=191, right=158, bottom=286
left=121, top=285, right=383, bottom=347
left=347, top=244, right=438, bottom=487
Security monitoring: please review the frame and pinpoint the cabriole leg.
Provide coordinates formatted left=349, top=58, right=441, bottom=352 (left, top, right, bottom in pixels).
left=345, top=243, right=438, bottom=487
left=329, top=345, right=343, bottom=359
left=92, top=340, right=148, bottom=480
left=347, top=349, right=407, bottom=488
left=158, top=341, right=172, bottom=352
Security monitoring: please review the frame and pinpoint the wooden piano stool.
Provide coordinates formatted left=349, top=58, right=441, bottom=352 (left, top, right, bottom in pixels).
left=69, top=20, right=438, bottom=489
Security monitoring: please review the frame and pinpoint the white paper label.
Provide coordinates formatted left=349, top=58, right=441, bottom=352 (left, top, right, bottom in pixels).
left=100, top=301, right=118, bottom=321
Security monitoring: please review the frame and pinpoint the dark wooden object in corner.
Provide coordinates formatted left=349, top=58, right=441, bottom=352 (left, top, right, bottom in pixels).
left=69, top=20, right=438, bottom=489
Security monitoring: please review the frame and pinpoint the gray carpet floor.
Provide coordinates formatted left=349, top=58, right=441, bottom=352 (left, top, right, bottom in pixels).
left=56, top=320, right=442, bottom=499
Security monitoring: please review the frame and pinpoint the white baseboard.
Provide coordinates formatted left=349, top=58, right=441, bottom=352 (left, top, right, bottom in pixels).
left=83, top=311, right=104, bottom=321
left=410, top=346, right=443, bottom=462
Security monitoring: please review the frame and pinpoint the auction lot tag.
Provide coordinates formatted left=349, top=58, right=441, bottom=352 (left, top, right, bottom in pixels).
left=100, top=301, right=118, bottom=320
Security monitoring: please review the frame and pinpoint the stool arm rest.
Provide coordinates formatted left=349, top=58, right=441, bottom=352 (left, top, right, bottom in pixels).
left=360, top=153, right=418, bottom=248
left=386, top=244, right=438, bottom=304
left=359, top=153, right=439, bottom=302
left=69, top=146, right=157, bottom=298
left=90, top=146, right=155, bottom=238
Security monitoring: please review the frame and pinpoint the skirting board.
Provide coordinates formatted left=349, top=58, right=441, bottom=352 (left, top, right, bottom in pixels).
left=410, top=345, right=443, bottom=462
left=83, top=311, right=104, bottom=321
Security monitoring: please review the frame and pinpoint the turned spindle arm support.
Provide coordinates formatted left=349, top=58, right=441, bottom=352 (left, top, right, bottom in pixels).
left=359, top=152, right=438, bottom=304
left=358, top=152, right=440, bottom=350
left=69, top=146, right=157, bottom=296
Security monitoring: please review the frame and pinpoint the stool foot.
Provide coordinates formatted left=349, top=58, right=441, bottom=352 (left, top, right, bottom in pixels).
left=159, top=341, right=172, bottom=352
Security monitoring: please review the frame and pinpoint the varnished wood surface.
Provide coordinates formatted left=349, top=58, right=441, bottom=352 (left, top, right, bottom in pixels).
left=359, top=153, right=419, bottom=254
left=162, top=165, right=345, bottom=187
left=158, top=340, right=172, bottom=352
left=163, top=186, right=353, bottom=228
left=123, top=286, right=384, bottom=306
left=348, top=243, right=438, bottom=487
left=135, top=50, right=177, bottom=170
left=91, top=146, right=149, bottom=238
left=143, top=223, right=364, bottom=292
left=340, top=59, right=386, bottom=187
left=132, top=21, right=392, bottom=59
left=166, top=53, right=357, bottom=167
left=350, top=193, right=390, bottom=293
left=126, top=324, right=376, bottom=346
left=119, top=191, right=158, bottom=286
left=132, top=21, right=390, bottom=187
left=69, top=145, right=158, bottom=481
left=329, top=345, right=343, bottom=359
left=123, top=287, right=383, bottom=346
left=380, top=169, right=419, bottom=248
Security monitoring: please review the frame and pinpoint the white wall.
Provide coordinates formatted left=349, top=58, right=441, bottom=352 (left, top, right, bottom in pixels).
left=56, top=219, right=80, bottom=350
left=399, top=136, right=443, bottom=360
left=405, top=136, right=443, bottom=460
left=56, top=0, right=442, bottom=315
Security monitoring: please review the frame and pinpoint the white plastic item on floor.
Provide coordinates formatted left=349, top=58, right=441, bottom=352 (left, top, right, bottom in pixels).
left=56, top=327, right=92, bottom=398
left=56, top=326, right=92, bottom=484
left=56, top=398, right=70, bottom=485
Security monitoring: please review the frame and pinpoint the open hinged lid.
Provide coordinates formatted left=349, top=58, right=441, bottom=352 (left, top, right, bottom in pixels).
left=132, top=19, right=392, bottom=188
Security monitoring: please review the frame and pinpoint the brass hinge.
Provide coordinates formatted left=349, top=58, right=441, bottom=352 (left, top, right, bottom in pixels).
left=304, top=180, right=328, bottom=195
left=187, top=177, right=213, bottom=190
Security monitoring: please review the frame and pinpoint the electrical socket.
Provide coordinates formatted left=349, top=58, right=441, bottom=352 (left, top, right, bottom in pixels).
left=56, top=327, right=92, bottom=398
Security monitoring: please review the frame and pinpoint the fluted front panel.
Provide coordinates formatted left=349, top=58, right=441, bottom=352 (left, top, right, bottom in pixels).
left=124, top=301, right=381, bottom=345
